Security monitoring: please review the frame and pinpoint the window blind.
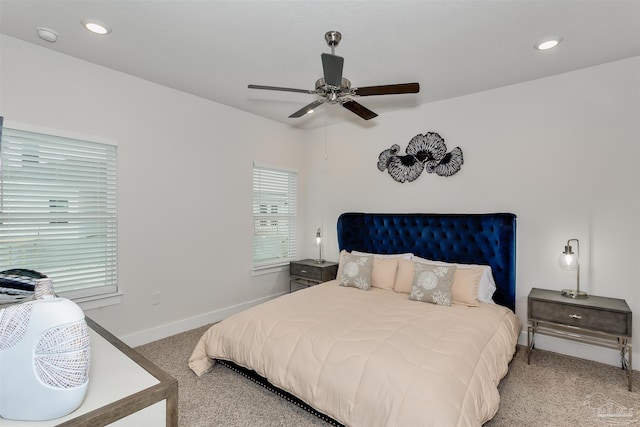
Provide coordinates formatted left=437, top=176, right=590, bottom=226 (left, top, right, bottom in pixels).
left=0, top=126, right=117, bottom=298
left=252, top=166, right=297, bottom=268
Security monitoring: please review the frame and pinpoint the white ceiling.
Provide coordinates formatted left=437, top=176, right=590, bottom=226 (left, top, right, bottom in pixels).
left=1, top=1, right=639, bottom=129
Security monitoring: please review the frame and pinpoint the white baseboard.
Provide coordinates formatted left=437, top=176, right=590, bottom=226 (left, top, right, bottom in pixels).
left=517, top=330, right=636, bottom=369
left=120, top=292, right=287, bottom=347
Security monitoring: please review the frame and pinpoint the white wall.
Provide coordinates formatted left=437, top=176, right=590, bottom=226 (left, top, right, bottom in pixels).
left=302, top=56, right=640, bottom=368
left=0, top=34, right=308, bottom=342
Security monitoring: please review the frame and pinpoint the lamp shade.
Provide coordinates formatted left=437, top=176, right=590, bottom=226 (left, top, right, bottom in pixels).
left=558, top=246, right=578, bottom=270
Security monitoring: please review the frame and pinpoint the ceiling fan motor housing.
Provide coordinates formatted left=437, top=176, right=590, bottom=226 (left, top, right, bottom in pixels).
left=315, top=77, right=352, bottom=103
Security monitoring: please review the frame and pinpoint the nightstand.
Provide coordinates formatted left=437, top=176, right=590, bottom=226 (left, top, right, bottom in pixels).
left=289, top=259, right=338, bottom=292
left=527, top=287, right=633, bottom=391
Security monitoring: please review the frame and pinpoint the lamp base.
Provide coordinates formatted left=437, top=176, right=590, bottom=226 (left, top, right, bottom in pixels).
left=314, top=259, right=325, bottom=264
left=561, top=288, right=588, bottom=299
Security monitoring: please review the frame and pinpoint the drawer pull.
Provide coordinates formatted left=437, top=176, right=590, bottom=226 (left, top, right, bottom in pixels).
left=569, top=314, right=582, bottom=319
left=300, top=269, right=307, bottom=273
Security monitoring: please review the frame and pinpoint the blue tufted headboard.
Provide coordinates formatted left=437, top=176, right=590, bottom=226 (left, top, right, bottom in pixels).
left=337, top=213, right=517, bottom=311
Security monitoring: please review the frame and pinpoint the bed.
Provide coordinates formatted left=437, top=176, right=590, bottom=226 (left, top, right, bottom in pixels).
left=189, top=213, right=521, bottom=426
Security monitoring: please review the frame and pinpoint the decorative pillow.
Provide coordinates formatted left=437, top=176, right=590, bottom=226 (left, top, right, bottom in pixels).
left=340, top=251, right=408, bottom=290
left=339, top=253, right=373, bottom=290
left=370, top=257, right=398, bottom=290
left=408, top=262, right=456, bottom=305
left=393, top=258, right=415, bottom=294
left=336, top=249, right=348, bottom=280
left=413, top=257, right=497, bottom=303
left=451, top=267, right=483, bottom=307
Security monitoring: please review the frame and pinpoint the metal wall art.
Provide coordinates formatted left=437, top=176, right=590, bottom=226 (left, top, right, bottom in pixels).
left=377, top=132, right=463, bottom=183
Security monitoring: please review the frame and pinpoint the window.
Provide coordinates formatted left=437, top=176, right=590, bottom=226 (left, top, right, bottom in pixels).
left=252, top=165, right=297, bottom=269
left=0, top=121, right=117, bottom=299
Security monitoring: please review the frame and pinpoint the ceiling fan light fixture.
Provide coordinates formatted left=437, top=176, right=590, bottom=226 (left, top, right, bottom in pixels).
left=82, top=19, right=111, bottom=35
left=534, top=37, right=562, bottom=50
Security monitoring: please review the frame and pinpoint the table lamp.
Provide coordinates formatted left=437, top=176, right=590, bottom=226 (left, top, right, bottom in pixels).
left=315, top=228, right=324, bottom=263
left=559, top=238, right=587, bottom=298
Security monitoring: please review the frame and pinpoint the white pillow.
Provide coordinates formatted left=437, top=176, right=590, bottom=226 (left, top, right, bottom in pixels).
left=351, top=251, right=413, bottom=260
left=413, top=256, right=497, bottom=303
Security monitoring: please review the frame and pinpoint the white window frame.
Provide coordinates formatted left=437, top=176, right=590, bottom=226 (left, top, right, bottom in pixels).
left=0, top=120, right=118, bottom=301
left=252, top=164, right=297, bottom=270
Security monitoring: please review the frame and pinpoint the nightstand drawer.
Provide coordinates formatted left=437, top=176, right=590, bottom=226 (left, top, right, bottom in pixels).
left=290, top=263, right=324, bottom=281
left=530, top=299, right=630, bottom=336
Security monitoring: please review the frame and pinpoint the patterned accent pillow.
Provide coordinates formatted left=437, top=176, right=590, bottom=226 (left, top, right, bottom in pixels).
left=413, top=257, right=496, bottom=303
left=409, top=262, right=456, bottom=305
left=339, top=253, right=373, bottom=291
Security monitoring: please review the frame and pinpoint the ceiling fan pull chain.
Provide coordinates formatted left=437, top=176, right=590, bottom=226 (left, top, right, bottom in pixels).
left=324, top=109, right=329, bottom=160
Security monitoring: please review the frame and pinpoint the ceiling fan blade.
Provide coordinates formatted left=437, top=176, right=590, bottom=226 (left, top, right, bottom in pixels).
left=342, top=100, right=378, bottom=120
left=321, top=53, right=344, bottom=87
left=289, top=100, right=326, bottom=118
left=354, top=83, right=420, bottom=97
left=248, top=84, right=315, bottom=94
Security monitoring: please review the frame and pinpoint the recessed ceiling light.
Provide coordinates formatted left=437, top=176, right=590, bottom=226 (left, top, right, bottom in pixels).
left=36, top=27, right=58, bottom=43
left=81, top=19, right=111, bottom=35
left=535, top=37, right=562, bottom=51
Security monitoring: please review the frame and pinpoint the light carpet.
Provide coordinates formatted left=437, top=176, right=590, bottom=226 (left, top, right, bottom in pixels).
left=135, top=325, right=638, bottom=427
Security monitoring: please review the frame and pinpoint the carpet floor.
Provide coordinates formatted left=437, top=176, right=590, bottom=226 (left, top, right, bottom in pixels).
left=135, top=324, right=638, bottom=427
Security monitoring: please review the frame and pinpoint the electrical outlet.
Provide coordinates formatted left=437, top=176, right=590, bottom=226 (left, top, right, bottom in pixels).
left=151, top=292, right=161, bottom=306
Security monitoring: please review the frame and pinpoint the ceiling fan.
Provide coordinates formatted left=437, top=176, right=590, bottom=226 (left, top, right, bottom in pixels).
left=248, top=31, right=420, bottom=120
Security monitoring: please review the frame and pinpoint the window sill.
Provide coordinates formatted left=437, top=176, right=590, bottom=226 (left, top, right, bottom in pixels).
left=251, top=264, right=288, bottom=276
left=74, top=292, right=123, bottom=311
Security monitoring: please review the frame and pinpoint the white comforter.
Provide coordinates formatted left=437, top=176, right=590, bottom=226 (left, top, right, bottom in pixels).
left=189, top=281, right=521, bottom=427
